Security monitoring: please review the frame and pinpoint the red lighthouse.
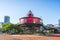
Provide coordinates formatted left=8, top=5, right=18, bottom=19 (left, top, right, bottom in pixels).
left=19, top=10, right=43, bottom=34
left=20, top=10, right=42, bottom=25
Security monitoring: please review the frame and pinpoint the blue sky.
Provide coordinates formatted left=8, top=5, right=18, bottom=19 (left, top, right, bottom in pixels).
left=0, top=0, right=60, bottom=25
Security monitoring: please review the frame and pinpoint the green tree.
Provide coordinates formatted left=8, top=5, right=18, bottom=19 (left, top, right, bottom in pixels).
left=2, top=24, right=20, bottom=34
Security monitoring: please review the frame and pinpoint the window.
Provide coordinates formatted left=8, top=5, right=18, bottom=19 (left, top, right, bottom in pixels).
left=27, top=18, right=33, bottom=23
left=34, top=18, right=40, bottom=24
left=20, top=19, right=24, bottom=24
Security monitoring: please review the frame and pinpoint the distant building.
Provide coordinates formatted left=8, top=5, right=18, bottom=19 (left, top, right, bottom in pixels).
left=46, top=24, right=54, bottom=29
left=0, top=22, right=3, bottom=34
left=4, top=16, right=10, bottom=24
left=47, top=24, right=54, bottom=27
left=58, top=19, right=60, bottom=26
left=0, top=22, right=3, bottom=28
left=54, top=24, right=59, bottom=27
left=54, top=24, right=60, bottom=33
left=0, top=22, right=3, bottom=25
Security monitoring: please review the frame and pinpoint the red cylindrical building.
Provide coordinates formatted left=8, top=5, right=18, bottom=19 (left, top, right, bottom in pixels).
left=19, top=10, right=43, bottom=34
left=20, top=10, right=42, bottom=25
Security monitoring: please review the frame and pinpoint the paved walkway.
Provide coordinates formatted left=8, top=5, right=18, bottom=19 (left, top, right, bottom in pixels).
left=0, top=34, right=60, bottom=40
